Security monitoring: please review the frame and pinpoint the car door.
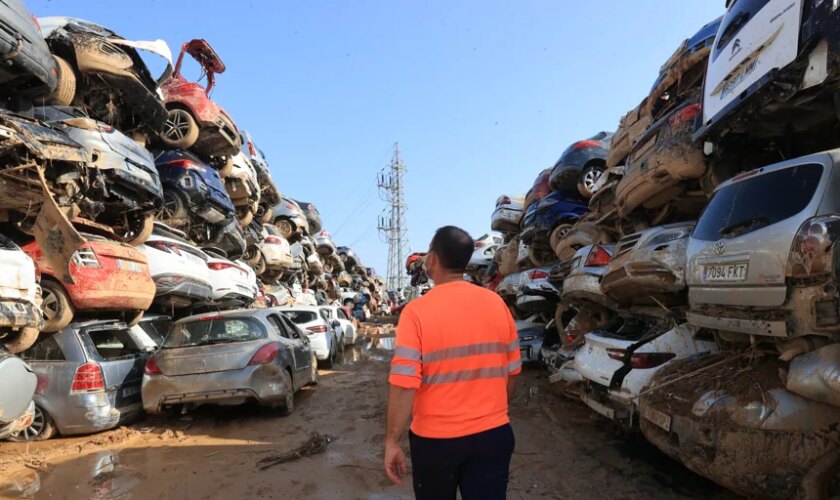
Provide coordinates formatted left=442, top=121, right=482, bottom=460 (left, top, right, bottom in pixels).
left=267, top=314, right=309, bottom=383
left=320, top=308, right=341, bottom=343
left=280, top=315, right=314, bottom=384
left=337, top=308, right=355, bottom=342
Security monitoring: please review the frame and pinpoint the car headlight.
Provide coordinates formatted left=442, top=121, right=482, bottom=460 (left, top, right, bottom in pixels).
left=643, top=226, right=693, bottom=247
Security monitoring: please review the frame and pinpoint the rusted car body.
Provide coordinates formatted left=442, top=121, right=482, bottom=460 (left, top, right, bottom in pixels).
left=160, top=39, right=240, bottom=157
left=23, top=233, right=155, bottom=333
left=614, top=18, right=720, bottom=219
left=0, top=235, right=42, bottom=353
left=601, top=222, right=694, bottom=308
left=39, top=17, right=172, bottom=139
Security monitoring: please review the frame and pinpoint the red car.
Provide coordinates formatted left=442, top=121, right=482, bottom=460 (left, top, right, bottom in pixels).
left=22, top=234, right=155, bottom=332
left=160, top=39, right=240, bottom=166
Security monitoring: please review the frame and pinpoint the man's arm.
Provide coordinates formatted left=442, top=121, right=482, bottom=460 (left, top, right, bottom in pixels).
left=385, top=385, right=416, bottom=485
left=507, top=373, right=518, bottom=402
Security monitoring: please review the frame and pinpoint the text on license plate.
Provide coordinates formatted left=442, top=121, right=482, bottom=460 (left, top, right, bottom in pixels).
left=721, top=58, right=758, bottom=100
left=703, top=263, right=748, bottom=282
left=120, top=385, right=140, bottom=398
left=642, top=406, right=671, bottom=432
left=116, top=259, right=144, bottom=273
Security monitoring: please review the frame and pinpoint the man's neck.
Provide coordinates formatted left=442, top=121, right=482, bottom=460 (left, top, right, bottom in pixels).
left=433, top=272, right=463, bottom=286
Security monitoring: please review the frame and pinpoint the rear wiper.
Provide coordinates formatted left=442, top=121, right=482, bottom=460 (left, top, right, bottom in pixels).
left=196, top=338, right=239, bottom=346
left=719, top=217, right=767, bottom=237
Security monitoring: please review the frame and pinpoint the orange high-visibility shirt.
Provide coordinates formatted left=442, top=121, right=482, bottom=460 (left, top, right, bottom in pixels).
left=389, top=281, right=521, bottom=438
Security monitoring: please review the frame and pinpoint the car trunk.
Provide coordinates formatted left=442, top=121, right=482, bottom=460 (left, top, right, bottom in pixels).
left=688, top=162, right=827, bottom=307
left=154, top=340, right=262, bottom=376
left=79, top=324, right=148, bottom=408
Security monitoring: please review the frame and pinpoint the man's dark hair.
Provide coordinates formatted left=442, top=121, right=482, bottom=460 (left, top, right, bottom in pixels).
left=429, top=226, right=474, bottom=272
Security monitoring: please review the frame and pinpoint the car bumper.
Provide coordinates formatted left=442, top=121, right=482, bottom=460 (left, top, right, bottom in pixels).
left=491, top=208, right=523, bottom=233
left=602, top=260, right=686, bottom=307
left=0, top=402, right=34, bottom=440
left=0, top=299, right=42, bottom=330
left=142, top=364, right=288, bottom=413
left=562, top=273, right=612, bottom=309
left=70, top=287, right=155, bottom=311
left=52, top=391, right=142, bottom=436
left=153, top=276, right=213, bottom=304
left=306, top=333, right=330, bottom=360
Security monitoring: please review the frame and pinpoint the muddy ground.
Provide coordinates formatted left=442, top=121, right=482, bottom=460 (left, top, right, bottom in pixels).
left=0, top=326, right=736, bottom=500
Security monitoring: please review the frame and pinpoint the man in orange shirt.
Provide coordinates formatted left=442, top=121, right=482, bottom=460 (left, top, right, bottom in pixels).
left=384, top=226, right=521, bottom=500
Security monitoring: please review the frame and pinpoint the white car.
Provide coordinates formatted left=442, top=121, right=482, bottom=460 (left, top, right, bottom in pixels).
left=278, top=306, right=342, bottom=368
left=474, top=232, right=504, bottom=249
left=321, top=305, right=357, bottom=345
left=574, top=322, right=717, bottom=427
left=203, top=248, right=258, bottom=308
left=259, top=224, right=293, bottom=272
left=466, top=243, right=499, bottom=281
left=491, top=195, right=525, bottom=234
left=225, top=152, right=261, bottom=224
left=0, top=234, right=42, bottom=353
left=139, top=223, right=213, bottom=309
left=314, top=229, right=337, bottom=256
left=291, top=283, right=318, bottom=306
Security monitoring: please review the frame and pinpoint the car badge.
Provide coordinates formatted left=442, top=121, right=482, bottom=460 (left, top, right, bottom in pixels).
left=713, top=240, right=726, bottom=255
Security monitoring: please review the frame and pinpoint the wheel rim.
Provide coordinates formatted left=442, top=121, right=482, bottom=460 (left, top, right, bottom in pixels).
left=41, top=288, right=58, bottom=321
left=21, top=406, right=45, bottom=440
left=557, top=225, right=571, bottom=239
left=160, top=192, right=180, bottom=221
left=277, top=220, right=292, bottom=236
left=583, top=169, right=603, bottom=192
left=164, top=110, right=192, bottom=141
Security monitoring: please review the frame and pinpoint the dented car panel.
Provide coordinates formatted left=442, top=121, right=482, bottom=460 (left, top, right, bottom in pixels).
left=602, top=222, right=694, bottom=307
left=0, top=234, right=42, bottom=341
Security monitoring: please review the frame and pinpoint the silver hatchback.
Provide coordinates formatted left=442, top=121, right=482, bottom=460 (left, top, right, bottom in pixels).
left=686, top=149, right=840, bottom=339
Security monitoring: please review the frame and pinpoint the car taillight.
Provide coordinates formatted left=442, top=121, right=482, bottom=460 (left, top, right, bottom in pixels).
left=71, top=247, right=100, bottom=268
left=208, top=261, right=237, bottom=271
left=285, top=205, right=296, bottom=210
left=144, top=357, right=163, bottom=376
left=606, top=349, right=676, bottom=369
left=529, top=269, right=548, bottom=279
left=788, top=215, right=840, bottom=278
left=585, top=245, right=612, bottom=266
left=169, top=159, right=206, bottom=172
left=70, top=362, right=105, bottom=393
left=248, top=141, right=257, bottom=157
left=498, top=196, right=511, bottom=206
left=265, top=236, right=283, bottom=244
left=248, top=343, right=281, bottom=365
left=147, top=241, right=171, bottom=253
left=31, top=15, right=41, bottom=32
left=198, top=314, right=225, bottom=321
left=667, top=103, right=701, bottom=126
left=573, top=140, right=601, bottom=150
left=475, top=242, right=486, bottom=248
left=307, top=325, right=328, bottom=333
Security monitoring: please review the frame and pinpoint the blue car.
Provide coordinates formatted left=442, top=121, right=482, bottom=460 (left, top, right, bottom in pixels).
left=520, top=190, right=588, bottom=248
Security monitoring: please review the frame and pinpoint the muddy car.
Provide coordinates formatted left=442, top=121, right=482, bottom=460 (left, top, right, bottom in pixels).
left=23, top=232, right=154, bottom=333
left=0, top=350, right=36, bottom=440
left=295, top=200, right=323, bottom=235
left=520, top=189, right=588, bottom=265
left=686, top=151, right=840, bottom=340
left=36, top=106, right=162, bottom=244
left=39, top=17, right=172, bottom=139
left=14, top=320, right=148, bottom=440
left=516, top=267, right=560, bottom=319
left=523, top=168, right=552, bottom=212
left=160, top=39, right=240, bottom=158
left=314, top=229, right=337, bottom=256
left=0, top=0, right=57, bottom=104
left=640, top=351, right=840, bottom=499
left=240, top=130, right=280, bottom=223
left=601, top=222, right=694, bottom=309
left=548, top=132, right=613, bottom=199
left=256, top=224, right=293, bottom=277
left=271, top=197, right=309, bottom=242
left=340, top=246, right=364, bottom=273
left=466, top=242, right=499, bottom=282
left=491, top=194, right=525, bottom=234
left=561, top=244, right=616, bottom=345
left=576, top=322, right=717, bottom=428
left=552, top=217, right=615, bottom=262
left=607, top=100, right=651, bottom=169
left=0, top=234, right=42, bottom=353
left=615, top=18, right=720, bottom=219
left=697, top=0, right=840, bottom=165
left=224, top=152, right=260, bottom=227
left=139, top=223, right=213, bottom=309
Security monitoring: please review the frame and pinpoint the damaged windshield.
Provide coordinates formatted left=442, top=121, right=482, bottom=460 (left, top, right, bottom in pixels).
left=162, top=317, right=266, bottom=348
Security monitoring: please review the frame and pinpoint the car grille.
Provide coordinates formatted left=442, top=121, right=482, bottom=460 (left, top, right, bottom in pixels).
left=616, top=233, right=642, bottom=256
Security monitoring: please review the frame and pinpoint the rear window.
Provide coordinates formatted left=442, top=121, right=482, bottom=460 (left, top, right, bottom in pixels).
left=137, top=319, right=172, bottom=346
left=163, top=317, right=266, bottom=349
left=713, top=0, right=771, bottom=60
left=283, top=310, right=318, bottom=324
left=20, top=335, right=65, bottom=361
left=83, top=328, right=145, bottom=360
left=693, top=164, right=823, bottom=241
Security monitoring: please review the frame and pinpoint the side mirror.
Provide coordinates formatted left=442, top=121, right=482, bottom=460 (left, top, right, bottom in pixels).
left=331, top=320, right=341, bottom=329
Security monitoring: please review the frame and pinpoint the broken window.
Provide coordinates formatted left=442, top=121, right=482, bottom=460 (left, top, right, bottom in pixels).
left=83, top=328, right=145, bottom=360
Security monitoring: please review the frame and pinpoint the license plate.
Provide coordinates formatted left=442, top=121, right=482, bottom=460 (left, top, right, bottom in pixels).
left=642, top=406, right=671, bottom=432
left=117, top=259, right=143, bottom=273
left=703, top=262, right=748, bottom=282
left=721, top=58, right=758, bottom=100
left=121, top=385, right=140, bottom=398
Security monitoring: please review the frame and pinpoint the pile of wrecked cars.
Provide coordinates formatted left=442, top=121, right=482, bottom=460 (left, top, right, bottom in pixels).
left=0, top=2, right=390, bottom=444
left=473, top=5, right=840, bottom=497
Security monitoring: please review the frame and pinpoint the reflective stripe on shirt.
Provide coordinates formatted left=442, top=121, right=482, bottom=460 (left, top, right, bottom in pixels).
left=422, top=365, right=509, bottom=385
left=391, top=364, right=417, bottom=376
left=423, top=342, right=509, bottom=363
left=394, top=346, right=422, bottom=361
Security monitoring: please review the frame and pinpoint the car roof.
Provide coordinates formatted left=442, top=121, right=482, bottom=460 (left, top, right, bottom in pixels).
left=174, top=308, right=269, bottom=324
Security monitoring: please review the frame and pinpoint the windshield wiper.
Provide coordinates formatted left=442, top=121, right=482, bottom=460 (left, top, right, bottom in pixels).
left=719, top=216, right=767, bottom=237
left=193, top=338, right=240, bottom=347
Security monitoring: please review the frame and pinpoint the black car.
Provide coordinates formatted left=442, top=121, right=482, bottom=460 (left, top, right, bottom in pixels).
left=294, top=199, right=323, bottom=234
left=0, top=0, right=56, bottom=106
left=548, top=132, right=613, bottom=199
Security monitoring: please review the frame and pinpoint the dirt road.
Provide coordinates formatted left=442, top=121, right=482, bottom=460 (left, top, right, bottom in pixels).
left=0, top=329, right=735, bottom=499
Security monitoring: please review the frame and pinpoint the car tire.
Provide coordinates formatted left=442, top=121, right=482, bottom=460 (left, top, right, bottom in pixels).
left=125, top=309, right=144, bottom=327
left=577, top=163, right=606, bottom=199
left=238, top=209, right=254, bottom=227
left=10, top=404, right=55, bottom=442
left=218, top=156, right=235, bottom=178
left=254, top=256, right=267, bottom=275
left=40, top=280, right=74, bottom=333
left=527, top=245, right=549, bottom=267
left=158, top=191, right=188, bottom=225
left=549, top=222, right=574, bottom=252
left=308, top=352, right=319, bottom=386
left=125, top=213, right=155, bottom=246
left=336, top=335, right=345, bottom=357
left=321, top=345, right=335, bottom=369
left=3, top=326, right=39, bottom=354
left=48, top=55, right=76, bottom=106
left=275, top=369, right=295, bottom=416
left=259, top=208, right=273, bottom=223
left=244, top=247, right=262, bottom=266
left=323, top=261, right=333, bottom=274
left=162, top=108, right=200, bottom=149
left=276, top=219, right=294, bottom=239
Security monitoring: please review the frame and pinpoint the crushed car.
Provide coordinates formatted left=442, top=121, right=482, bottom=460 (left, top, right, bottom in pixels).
left=0, top=234, right=42, bottom=353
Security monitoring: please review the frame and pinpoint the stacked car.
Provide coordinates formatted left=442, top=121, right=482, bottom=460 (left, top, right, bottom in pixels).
left=479, top=6, right=840, bottom=497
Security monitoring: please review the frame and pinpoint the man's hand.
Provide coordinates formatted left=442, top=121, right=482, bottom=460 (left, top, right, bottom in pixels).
left=384, top=439, right=407, bottom=485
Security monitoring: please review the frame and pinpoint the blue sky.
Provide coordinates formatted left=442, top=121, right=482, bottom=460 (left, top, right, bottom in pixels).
left=30, top=1, right=724, bottom=276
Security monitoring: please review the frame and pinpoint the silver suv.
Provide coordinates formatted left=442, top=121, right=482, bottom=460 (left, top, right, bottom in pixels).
left=686, top=149, right=840, bottom=339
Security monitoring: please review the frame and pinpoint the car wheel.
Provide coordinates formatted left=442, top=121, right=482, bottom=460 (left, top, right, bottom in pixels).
left=125, top=309, right=144, bottom=327
left=276, top=219, right=294, bottom=239
left=321, top=345, right=335, bottom=369
left=125, top=213, right=155, bottom=246
left=323, top=261, right=333, bottom=274
left=11, top=404, right=56, bottom=442
left=244, top=247, right=262, bottom=266
left=238, top=209, right=254, bottom=227
left=277, top=369, right=294, bottom=416
left=549, top=223, right=573, bottom=252
left=259, top=207, right=273, bottom=223
left=40, top=280, right=74, bottom=333
left=254, top=256, right=267, bottom=275
left=158, top=191, right=188, bottom=225
left=308, top=352, right=319, bottom=386
left=337, top=335, right=345, bottom=357
left=48, top=56, right=76, bottom=106
left=577, top=163, right=606, bottom=198
left=162, top=108, right=200, bottom=149
left=527, top=245, right=548, bottom=267
left=2, top=326, right=39, bottom=354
